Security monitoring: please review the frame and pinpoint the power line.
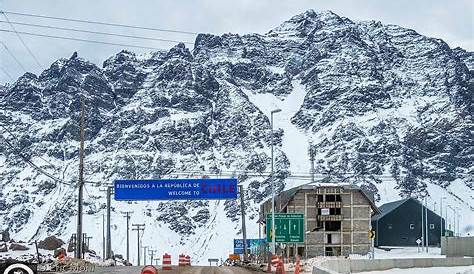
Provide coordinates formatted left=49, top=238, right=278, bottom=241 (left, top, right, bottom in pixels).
left=0, top=122, right=101, bottom=186
left=0, top=28, right=163, bottom=50
left=0, top=41, right=26, bottom=71
left=0, top=131, right=73, bottom=186
left=0, top=20, right=194, bottom=45
left=0, top=65, right=14, bottom=81
left=1, top=12, right=42, bottom=69
left=0, top=10, right=199, bottom=35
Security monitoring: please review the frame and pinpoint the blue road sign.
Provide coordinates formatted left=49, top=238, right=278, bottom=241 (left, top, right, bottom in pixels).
left=114, top=178, right=238, bottom=201
left=233, top=239, right=265, bottom=254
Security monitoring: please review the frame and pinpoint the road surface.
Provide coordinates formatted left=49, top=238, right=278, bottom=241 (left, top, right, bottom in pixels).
left=82, top=265, right=266, bottom=274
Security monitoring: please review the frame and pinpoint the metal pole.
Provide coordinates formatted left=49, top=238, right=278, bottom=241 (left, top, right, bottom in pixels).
left=106, top=186, right=112, bottom=259
left=137, top=227, right=140, bottom=265
left=448, top=206, right=456, bottom=237
left=102, top=212, right=105, bottom=262
left=76, top=96, right=85, bottom=259
left=132, top=224, right=145, bottom=266
left=270, top=109, right=281, bottom=255
left=122, top=211, right=133, bottom=262
left=421, top=199, right=424, bottom=250
left=425, top=198, right=428, bottom=252
left=239, top=185, right=248, bottom=261
left=440, top=197, right=445, bottom=242
left=309, top=143, right=315, bottom=184
left=456, top=208, right=460, bottom=236
left=142, top=246, right=148, bottom=265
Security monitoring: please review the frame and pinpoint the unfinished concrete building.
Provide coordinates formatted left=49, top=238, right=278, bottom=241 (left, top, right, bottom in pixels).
left=260, top=183, right=380, bottom=257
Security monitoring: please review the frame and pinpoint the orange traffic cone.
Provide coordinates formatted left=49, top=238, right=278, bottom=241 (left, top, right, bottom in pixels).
left=276, top=257, right=286, bottom=274
left=294, top=256, right=301, bottom=274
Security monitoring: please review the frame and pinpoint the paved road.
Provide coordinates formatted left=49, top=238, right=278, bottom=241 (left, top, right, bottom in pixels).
left=83, top=265, right=264, bottom=274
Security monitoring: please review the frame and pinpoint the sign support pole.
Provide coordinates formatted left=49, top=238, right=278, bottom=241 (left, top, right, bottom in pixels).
left=239, top=185, right=248, bottom=261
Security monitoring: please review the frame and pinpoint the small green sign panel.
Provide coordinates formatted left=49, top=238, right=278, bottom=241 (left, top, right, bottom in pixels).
left=266, top=213, right=304, bottom=243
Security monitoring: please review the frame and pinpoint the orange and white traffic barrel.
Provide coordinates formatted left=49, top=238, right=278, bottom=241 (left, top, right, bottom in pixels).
left=185, top=255, right=191, bottom=266
left=178, top=254, right=186, bottom=266
left=162, top=253, right=172, bottom=270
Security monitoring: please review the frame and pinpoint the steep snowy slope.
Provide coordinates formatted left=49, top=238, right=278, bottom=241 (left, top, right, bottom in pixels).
left=0, top=10, right=472, bottom=263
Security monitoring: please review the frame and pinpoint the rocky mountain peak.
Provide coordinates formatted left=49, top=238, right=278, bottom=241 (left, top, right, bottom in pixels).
left=0, top=9, right=472, bottom=261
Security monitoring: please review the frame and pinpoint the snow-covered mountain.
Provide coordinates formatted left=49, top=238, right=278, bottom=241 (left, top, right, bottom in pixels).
left=0, top=10, right=472, bottom=263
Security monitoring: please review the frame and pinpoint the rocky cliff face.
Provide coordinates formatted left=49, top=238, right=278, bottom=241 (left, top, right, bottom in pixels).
left=0, top=10, right=472, bottom=261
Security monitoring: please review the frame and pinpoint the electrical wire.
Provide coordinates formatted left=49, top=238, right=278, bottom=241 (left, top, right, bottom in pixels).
left=1, top=12, right=42, bottom=69
left=0, top=28, right=163, bottom=50
left=0, top=65, right=14, bottom=81
left=0, top=41, right=26, bottom=71
left=0, top=10, right=199, bottom=35
left=0, top=133, right=73, bottom=185
left=0, top=20, right=195, bottom=45
left=0, top=122, right=100, bottom=186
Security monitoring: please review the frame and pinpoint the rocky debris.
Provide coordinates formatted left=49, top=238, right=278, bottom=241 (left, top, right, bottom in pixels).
left=0, top=243, right=7, bottom=252
left=0, top=230, right=10, bottom=242
left=38, top=236, right=65, bottom=250
left=9, top=243, right=29, bottom=251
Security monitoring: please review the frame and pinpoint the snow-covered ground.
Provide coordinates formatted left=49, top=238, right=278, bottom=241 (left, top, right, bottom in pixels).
left=242, top=80, right=311, bottom=189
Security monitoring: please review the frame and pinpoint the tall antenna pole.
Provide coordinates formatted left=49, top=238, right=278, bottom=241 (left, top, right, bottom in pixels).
left=121, top=211, right=133, bottom=263
left=76, top=96, right=85, bottom=258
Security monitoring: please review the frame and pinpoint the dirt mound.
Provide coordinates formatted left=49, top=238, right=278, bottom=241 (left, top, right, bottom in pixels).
left=38, top=236, right=65, bottom=250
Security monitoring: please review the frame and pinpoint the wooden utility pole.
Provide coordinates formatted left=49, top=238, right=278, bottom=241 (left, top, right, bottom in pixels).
left=132, top=224, right=145, bottom=266
left=121, top=211, right=133, bottom=262
left=76, top=96, right=85, bottom=259
left=239, top=185, right=248, bottom=261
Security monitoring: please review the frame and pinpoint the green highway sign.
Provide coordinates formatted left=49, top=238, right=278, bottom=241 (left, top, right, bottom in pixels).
left=266, top=213, right=304, bottom=243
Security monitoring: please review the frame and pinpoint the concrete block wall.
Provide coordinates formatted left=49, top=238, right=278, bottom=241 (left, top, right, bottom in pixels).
left=314, top=257, right=474, bottom=274
left=442, top=236, right=474, bottom=257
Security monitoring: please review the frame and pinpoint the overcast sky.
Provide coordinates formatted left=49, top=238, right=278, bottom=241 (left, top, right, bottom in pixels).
left=0, top=0, right=473, bottom=84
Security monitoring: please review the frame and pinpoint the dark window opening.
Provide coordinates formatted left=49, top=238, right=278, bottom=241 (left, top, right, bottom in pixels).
left=326, top=195, right=336, bottom=202
left=325, top=221, right=341, bottom=231
left=335, top=195, right=341, bottom=202
left=318, top=195, right=324, bottom=202
left=317, top=221, right=324, bottom=229
left=329, top=208, right=341, bottom=215
left=388, top=224, right=393, bottom=230
left=327, top=234, right=332, bottom=244
left=409, top=224, right=415, bottom=230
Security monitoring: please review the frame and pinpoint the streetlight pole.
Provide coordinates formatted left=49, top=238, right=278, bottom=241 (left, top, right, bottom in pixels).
left=440, top=197, right=446, bottom=241
left=448, top=205, right=456, bottom=236
left=456, top=207, right=461, bottom=236
left=270, top=108, right=281, bottom=256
